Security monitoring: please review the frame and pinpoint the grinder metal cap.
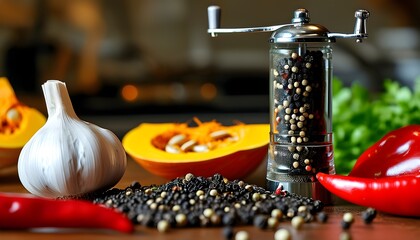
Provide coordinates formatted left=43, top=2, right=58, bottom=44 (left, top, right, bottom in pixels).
left=270, top=9, right=335, bottom=43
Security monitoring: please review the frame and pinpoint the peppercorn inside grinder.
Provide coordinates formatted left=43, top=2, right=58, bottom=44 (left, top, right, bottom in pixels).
left=207, top=6, right=369, bottom=203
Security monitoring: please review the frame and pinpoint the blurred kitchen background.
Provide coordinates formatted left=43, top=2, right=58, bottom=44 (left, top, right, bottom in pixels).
left=0, top=0, right=419, bottom=136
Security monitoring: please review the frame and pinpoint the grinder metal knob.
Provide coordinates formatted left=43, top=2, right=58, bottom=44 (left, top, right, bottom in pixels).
left=354, top=10, right=370, bottom=42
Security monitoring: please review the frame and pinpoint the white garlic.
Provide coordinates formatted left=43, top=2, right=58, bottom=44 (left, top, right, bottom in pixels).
left=17, top=80, right=127, bottom=198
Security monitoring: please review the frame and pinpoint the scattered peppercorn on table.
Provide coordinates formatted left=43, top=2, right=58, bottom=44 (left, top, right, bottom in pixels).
left=1, top=158, right=419, bottom=239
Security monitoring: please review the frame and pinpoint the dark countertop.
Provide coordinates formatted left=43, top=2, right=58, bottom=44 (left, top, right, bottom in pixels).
left=1, top=112, right=420, bottom=239
left=1, top=158, right=420, bottom=240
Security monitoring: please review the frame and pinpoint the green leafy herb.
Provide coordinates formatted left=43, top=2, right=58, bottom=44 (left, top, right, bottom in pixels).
left=332, top=76, right=420, bottom=174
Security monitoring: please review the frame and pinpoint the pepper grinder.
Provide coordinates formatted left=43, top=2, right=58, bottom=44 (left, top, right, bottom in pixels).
left=207, top=6, right=369, bottom=203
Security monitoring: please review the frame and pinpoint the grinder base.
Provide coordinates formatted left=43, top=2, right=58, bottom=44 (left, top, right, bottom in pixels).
left=266, top=178, right=332, bottom=205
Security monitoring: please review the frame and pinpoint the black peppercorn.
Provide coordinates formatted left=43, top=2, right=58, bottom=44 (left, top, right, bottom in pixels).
left=317, top=211, right=328, bottom=223
left=361, top=208, right=377, bottom=224
left=222, top=226, right=235, bottom=240
left=87, top=172, right=324, bottom=230
left=253, top=214, right=268, bottom=229
left=341, top=220, right=351, bottom=230
left=222, top=213, right=237, bottom=226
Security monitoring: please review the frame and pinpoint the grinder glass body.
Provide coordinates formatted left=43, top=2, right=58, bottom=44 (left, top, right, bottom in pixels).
left=267, top=42, right=334, bottom=202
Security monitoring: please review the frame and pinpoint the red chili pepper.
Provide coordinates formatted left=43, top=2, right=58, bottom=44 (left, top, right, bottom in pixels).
left=0, top=193, right=134, bottom=233
left=349, top=124, right=420, bottom=178
left=316, top=125, right=420, bottom=217
left=317, top=173, right=420, bottom=217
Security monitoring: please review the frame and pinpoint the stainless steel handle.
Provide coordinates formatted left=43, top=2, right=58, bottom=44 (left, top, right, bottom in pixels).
left=207, top=5, right=290, bottom=37
left=328, top=9, right=370, bottom=42
left=207, top=6, right=370, bottom=43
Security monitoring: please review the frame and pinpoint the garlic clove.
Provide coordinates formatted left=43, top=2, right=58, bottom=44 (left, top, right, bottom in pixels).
left=17, top=80, right=127, bottom=198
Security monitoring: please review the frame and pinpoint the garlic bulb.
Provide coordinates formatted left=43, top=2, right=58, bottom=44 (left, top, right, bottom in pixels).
left=18, top=80, right=127, bottom=198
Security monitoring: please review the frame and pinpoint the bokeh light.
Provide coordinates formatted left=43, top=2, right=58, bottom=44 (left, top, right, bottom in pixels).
left=121, top=84, right=139, bottom=102
left=200, top=82, right=217, bottom=101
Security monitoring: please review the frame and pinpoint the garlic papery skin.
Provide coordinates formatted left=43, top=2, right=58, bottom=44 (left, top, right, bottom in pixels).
left=17, top=80, right=127, bottom=198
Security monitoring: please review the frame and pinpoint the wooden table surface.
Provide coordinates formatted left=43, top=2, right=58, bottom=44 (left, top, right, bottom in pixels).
left=1, top=158, right=419, bottom=240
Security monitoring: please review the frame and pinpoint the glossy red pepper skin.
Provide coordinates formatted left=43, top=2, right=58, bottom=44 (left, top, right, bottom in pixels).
left=317, top=173, right=420, bottom=217
left=350, top=124, right=420, bottom=178
left=0, top=193, right=134, bottom=233
left=317, top=125, right=420, bottom=217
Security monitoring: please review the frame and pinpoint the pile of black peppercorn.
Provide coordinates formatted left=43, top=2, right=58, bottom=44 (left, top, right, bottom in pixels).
left=86, top=173, right=324, bottom=229
left=271, top=50, right=331, bottom=175
left=273, top=50, right=325, bottom=138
